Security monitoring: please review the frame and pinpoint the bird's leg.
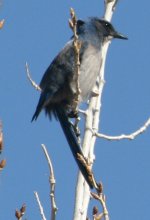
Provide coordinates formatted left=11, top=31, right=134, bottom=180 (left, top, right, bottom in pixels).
left=68, top=110, right=81, bottom=141
left=68, top=110, right=78, bottom=118
left=73, top=115, right=81, bottom=141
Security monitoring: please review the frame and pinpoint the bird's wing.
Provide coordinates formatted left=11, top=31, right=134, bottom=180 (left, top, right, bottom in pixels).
left=40, top=40, right=74, bottom=90
left=31, top=87, right=58, bottom=121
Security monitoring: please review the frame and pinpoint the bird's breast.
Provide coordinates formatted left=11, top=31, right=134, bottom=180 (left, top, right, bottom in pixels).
left=70, top=44, right=102, bottom=102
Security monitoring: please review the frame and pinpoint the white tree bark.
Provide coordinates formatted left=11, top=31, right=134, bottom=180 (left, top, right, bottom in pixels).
left=73, top=1, right=119, bottom=219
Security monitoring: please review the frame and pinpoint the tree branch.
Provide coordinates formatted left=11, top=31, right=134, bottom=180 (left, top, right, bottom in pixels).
left=0, top=19, right=4, bottom=29
left=34, top=191, right=47, bottom=220
left=69, top=8, right=82, bottom=139
left=74, top=1, right=119, bottom=219
left=91, top=183, right=109, bottom=220
left=41, top=144, right=58, bottom=220
left=69, top=8, right=81, bottom=112
left=25, top=62, right=41, bottom=91
left=0, top=121, right=3, bottom=153
left=15, top=204, right=26, bottom=220
left=95, top=117, right=150, bottom=140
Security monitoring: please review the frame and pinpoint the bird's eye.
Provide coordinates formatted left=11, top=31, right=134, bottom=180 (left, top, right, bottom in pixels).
left=105, top=22, right=111, bottom=28
left=77, top=20, right=85, bottom=27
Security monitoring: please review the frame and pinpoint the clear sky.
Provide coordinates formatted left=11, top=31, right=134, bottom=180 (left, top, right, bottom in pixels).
left=0, top=1, right=150, bottom=219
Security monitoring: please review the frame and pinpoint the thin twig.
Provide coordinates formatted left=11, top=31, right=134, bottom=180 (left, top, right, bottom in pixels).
left=34, top=191, right=47, bottom=220
left=91, top=183, right=109, bottom=220
left=41, top=144, right=58, bottom=220
left=0, top=19, right=4, bottom=29
left=93, top=206, right=104, bottom=220
left=69, top=8, right=81, bottom=111
left=69, top=8, right=82, bottom=140
left=77, top=153, right=98, bottom=189
left=92, top=196, right=109, bottom=220
left=78, top=109, right=87, bottom=116
left=98, top=196, right=109, bottom=220
left=25, top=62, right=41, bottom=91
left=96, top=117, right=150, bottom=140
left=0, top=121, right=3, bottom=153
left=15, top=204, right=26, bottom=220
left=0, top=159, right=6, bottom=171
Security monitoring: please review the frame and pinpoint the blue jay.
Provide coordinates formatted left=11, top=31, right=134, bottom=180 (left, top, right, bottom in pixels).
left=32, top=17, right=127, bottom=188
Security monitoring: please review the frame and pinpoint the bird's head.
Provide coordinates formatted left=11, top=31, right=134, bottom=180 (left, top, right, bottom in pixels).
left=77, top=17, right=128, bottom=41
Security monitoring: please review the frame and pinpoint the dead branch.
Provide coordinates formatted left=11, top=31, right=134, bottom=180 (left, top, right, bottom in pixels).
left=95, top=117, right=150, bottom=140
left=34, top=191, right=47, bottom=220
left=25, top=62, right=41, bottom=91
left=74, top=1, right=118, bottom=219
left=41, top=144, right=58, bottom=220
left=91, top=183, right=109, bottom=220
left=0, top=121, right=3, bottom=153
left=0, top=19, right=4, bottom=29
left=0, top=159, right=6, bottom=171
left=69, top=8, right=81, bottom=112
left=69, top=8, right=82, bottom=141
left=15, top=204, right=26, bottom=220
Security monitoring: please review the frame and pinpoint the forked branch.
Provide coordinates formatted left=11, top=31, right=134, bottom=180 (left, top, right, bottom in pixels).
left=41, top=144, right=58, bottom=220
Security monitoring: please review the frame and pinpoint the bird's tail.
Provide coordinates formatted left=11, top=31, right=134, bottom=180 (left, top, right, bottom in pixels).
left=55, top=106, right=93, bottom=188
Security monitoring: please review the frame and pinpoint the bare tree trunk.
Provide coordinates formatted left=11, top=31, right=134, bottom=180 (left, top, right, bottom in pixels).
left=73, top=1, right=119, bottom=219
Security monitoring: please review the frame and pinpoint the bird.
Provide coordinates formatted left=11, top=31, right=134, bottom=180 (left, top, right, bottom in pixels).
left=32, top=17, right=127, bottom=188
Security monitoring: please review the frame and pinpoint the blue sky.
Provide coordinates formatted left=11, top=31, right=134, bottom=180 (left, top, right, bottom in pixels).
left=0, top=1, right=150, bottom=219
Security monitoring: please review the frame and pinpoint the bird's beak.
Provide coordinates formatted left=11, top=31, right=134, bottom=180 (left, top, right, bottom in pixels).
left=113, top=32, right=128, bottom=40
